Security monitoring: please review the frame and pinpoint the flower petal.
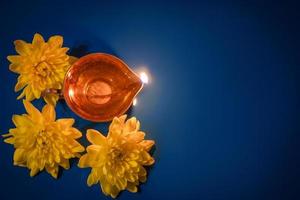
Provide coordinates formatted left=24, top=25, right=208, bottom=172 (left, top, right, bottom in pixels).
left=7, top=55, right=22, bottom=63
left=14, top=75, right=28, bottom=92
left=68, top=127, right=82, bottom=139
left=108, top=116, right=126, bottom=136
left=4, top=137, right=14, bottom=144
left=13, top=149, right=26, bottom=164
left=126, top=182, right=138, bottom=193
left=59, top=158, right=70, bottom=169
left=23, top=100, right=42, bottom=121
left=43, top=93, right=59, bottom=106
left=110, top=185, right=120, bottom=198
left=78, top=145, right=104, bottom=168
left=32, top=33, right=45, bottom=47
left=14, top=40, right=32, bottom=55
left=72, top=143, right=85, bottom=152
left=56, top=118, right=74, bottom=128
left=129, top=131, right=145, bottom=142
left=124, top=117, right=140, bottom=132
left=119, top=115, right=127, bottom=124
left=32, top=87, right=41, bottom=99
left=87, top=170, right=99, bottom=186
left=78, top=154, right=89, bottom=168
left=9, top=63, right=21, bottom=73
left=30, top=167, right=39, bottom=177
left=45, top=165, right=59, bottom=179
left=86, top=129, right=106, bottom=145
left=140, top=140, right=155, bottom=151
left=101, top=180, right=113, bottom=197
left=42, top=104, right=56, bottom=122
left=24, top=87, right=35, bottom=101
left=12, top=114, right=31, bottom=127
left=48, top=35, right=63, bottom=48
left=16, top=88, right=26, bottom=100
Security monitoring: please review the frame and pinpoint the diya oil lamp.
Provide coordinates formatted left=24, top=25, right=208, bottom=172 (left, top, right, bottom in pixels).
left=46, top=53, right=144, bottom=122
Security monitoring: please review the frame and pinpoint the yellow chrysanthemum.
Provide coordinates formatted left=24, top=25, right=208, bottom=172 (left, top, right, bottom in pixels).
left=3, top=100, right=84, bottom=178
left=7, top=33, right=76, bottom=105
left=78, top=115, right=155, bottom=198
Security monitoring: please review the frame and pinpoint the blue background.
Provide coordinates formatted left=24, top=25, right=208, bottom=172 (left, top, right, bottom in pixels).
left=0, top=0, right=300, bottom=199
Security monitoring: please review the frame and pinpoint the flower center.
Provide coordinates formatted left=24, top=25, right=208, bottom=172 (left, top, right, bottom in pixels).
left=36, top=130, right=51, bottom=150
left=35, top=62, right=50, bottom=77
left=109, top=147, right=124, bottom=161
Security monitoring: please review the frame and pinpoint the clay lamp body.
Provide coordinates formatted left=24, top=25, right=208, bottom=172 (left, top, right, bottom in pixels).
left=59, top=53, right=142, bottom=122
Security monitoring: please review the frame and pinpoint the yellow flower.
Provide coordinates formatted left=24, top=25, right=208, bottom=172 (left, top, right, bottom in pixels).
left=78, top=115, right=155, bottom=198
left=3, top=100, right=84, bottom=178
left=7, top=33, right=76, bottom=105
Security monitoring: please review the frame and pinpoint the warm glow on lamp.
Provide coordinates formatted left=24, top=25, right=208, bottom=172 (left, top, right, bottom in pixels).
left=139, top=71, right=149, bottom=84
left=69, top=88, right=74, bottom=98
left=135, top=66, right=152, bottom=85
left=132, top=98, right=137, bottom=106
left=131, top=67, right=152, bottom=108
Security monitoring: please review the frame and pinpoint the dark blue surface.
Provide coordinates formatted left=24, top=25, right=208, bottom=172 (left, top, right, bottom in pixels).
left=1, top=0, right=300, bottom=199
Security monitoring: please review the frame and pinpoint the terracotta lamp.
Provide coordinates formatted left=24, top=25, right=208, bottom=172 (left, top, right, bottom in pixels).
left=59, top=53, right=142, bottom=122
